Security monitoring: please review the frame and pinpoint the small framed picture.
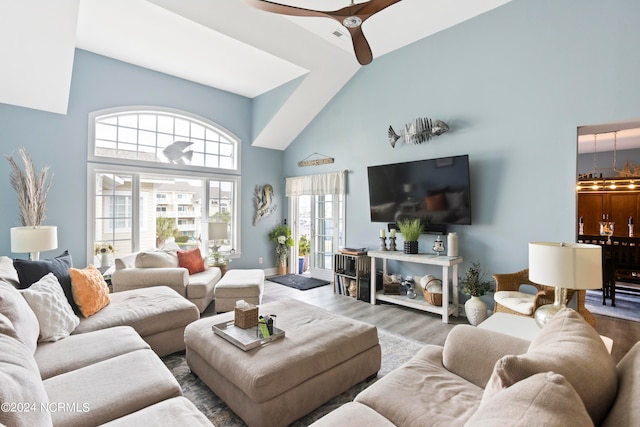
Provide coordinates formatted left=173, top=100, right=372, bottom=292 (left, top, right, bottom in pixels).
left=436, top=157, right=454, bottom=168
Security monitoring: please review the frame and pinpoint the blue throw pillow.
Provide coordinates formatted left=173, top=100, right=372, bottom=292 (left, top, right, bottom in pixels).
left=13, top=251, right=79, bottom=314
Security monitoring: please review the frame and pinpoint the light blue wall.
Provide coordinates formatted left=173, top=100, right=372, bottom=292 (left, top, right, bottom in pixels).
left=281, top=0, right=640, bottom=303
left=0, top=49, right=283, bottom=268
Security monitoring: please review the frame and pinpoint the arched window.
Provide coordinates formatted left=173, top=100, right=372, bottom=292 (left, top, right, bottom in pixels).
left=88, top=107, right=241, bottom=265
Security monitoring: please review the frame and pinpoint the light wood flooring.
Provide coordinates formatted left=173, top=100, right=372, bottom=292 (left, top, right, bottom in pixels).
left=258, top=280, right=640, bottom=364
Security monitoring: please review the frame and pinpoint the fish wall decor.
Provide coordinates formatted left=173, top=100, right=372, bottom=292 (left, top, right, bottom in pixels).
left=388, top=118, right=449, bottom=148
left=163, top=140, right=194, bottom=164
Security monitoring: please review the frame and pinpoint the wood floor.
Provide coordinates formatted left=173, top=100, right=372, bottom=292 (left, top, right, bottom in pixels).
left=260, top=280, right=640, bottom=364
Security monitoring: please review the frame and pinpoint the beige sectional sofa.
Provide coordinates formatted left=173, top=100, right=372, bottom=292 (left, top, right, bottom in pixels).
left=0, top=256, right=211, bottom=426
left=112, top=249, right=221, bottom=313
left=312, top=308, right=640, bottom=427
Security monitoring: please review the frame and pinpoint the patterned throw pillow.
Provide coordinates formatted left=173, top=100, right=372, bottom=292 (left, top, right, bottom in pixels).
left=69, top=265, right=111, bottom=317
left=177, top=247, right=205, bottom=275
left=20, top=273, right=80, bottom=341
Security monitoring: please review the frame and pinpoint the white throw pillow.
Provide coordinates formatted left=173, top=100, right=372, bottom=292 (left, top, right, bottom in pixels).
left=20, top=273, right=80, bottom=342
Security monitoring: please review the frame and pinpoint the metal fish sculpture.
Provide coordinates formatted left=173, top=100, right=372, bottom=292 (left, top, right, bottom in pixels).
left=163, top=140, right=194, bottom=164
left=253, top=184, right=277, bottom=225
left=388, top=118, right=449, bottom=148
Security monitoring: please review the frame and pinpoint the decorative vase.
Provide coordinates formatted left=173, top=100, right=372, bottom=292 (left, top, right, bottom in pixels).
left=404, top=241, right=418, bottom=254
left=465, top=296, right=488, bottom=326
left=100, top=253, right=110, bottom=268
left=278, top=259, right=287, bottom=276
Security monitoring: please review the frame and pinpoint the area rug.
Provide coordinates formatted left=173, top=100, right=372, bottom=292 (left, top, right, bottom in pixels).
left=585, top=290, right=640, bottom=322
left=162, top=329, right=425, bottom=426
left=267, top=274, right=330, bottom=291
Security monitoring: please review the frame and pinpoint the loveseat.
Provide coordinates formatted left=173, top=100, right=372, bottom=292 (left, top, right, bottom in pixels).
left=111, top=248, right=220, bottom=313
left=311, top=308, right=639, bottom=427
left=0, top=256, right=210, bottom=426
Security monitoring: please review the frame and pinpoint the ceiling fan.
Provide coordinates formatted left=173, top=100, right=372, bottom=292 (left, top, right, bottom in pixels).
left=243, top=0, right=403, bottom=65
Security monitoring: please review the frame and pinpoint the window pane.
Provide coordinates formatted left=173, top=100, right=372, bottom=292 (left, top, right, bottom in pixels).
left=138, top=114, right=156, bottom=131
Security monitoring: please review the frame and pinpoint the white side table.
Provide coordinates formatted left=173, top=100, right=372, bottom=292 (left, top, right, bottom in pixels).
left=478, top=313, right=613, bottom=353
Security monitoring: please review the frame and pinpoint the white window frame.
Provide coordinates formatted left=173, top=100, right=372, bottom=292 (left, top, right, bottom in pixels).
left=87, top=107, right=242, bottom=262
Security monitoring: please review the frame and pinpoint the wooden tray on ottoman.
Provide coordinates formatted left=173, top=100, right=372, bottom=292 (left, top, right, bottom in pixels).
left=212, top=321, right=284, bottom=351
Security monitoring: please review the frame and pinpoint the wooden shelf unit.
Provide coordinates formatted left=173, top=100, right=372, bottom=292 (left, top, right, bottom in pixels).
left=367, top=250, right=463, bottom=323
left=333, top=253, right=371, bottom=299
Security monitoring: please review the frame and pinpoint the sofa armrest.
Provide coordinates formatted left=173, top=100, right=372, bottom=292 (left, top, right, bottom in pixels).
left=111, top=268, right=189, bottom=296
left=442, top=325, right=530, bottom=389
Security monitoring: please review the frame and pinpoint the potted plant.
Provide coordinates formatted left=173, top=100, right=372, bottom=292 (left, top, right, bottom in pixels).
left=396, top=218, right=424, bottom=254
left=94, top=243, right=115, bottom=268
left=269, top=224, right=293, bottom=275
left=298, top=234, right=310, bottom=273
left=460, top=262, right=494, bottom=326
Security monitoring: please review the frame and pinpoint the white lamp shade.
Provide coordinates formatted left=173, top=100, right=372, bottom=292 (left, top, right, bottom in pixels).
left=528, top=242, right=602, bottom=290
left=208, top=222, right=228, bottom=240
left=10, top=226, right=58, bottom=253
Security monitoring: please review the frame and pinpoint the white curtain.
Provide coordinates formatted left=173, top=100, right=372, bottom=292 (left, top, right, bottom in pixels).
left=285, top=171, right=346, bottom=197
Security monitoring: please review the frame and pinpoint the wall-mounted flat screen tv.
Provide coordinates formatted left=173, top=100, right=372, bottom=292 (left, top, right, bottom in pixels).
left=367, top=154, right=472, bottom=225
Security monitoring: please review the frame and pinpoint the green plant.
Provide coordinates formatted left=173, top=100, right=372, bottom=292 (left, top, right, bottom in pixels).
left=156, top=217, right=179, bottom=248
left=268, top=224, right=293, bottom=262
left=460, top=262, right=494, bottom=297
left=94, top=242, right=114, bottom=255
left=396, top=218, right=424, bottom=241
left=298, top=234, right=310, bottom=257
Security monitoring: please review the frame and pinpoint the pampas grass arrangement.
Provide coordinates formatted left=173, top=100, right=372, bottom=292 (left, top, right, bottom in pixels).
left=5, top=147, right=54, bottom=226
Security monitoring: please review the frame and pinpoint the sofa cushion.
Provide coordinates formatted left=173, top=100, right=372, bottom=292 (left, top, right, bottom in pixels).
left=35, top=326, right=149, bottom=380
left=0, top=255, right=20, bottom=287
left=44, top=349, right=182, bottom=427
left=483, top=308, right=617, bottom=425
left=13, top=250, right=80, bottom=314
left=135, top=250, right=178, bottom=269
left=309, top=401, right=396, bottom=427
left=20, top=273, right=80, bottom=342
left=355, top=344, right=483, bottom=426
left=177, top=247, right=205, bottom=275
left=73, top=286, right=198, bottom=338
left=466, top=372, right=593, bottom=427
left=99, top=396, right=213, bottom=427
left=186, top=267, right=221, bottom=299
left=0, top=313, right=53, bottom=427
left=69, top=265, right=111, bottom=317
left=602, top=342, right=640, bottom=427
left=0, top=280, right=39, bottom=353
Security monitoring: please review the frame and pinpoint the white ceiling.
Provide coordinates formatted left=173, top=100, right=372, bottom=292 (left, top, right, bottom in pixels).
left=1, top=0, right=512, bottom=150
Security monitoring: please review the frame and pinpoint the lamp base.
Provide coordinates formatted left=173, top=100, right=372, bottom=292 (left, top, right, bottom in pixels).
left=534, top=286, right=568, bottom=328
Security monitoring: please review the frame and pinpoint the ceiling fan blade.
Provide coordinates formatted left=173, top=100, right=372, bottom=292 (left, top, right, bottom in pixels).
left=243, top=0, right=330, bottom=19
left=347, top=26, right=373, bottom=65
left=354, top=0, right=403, bottom=19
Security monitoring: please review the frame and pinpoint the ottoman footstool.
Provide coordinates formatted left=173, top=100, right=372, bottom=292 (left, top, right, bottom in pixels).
left=185, top=298, right=381, bottom=427
left=214, top=269, right=265, bottom=312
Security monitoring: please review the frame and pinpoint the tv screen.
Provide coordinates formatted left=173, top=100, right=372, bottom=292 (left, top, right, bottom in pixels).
left=367, top=155, right=472, bottom=225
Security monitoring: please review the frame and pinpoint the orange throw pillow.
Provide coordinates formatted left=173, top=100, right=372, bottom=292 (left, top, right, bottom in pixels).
left=177, top=247, right=205, bottom=275
left=69, top=265, right=111, bottom=317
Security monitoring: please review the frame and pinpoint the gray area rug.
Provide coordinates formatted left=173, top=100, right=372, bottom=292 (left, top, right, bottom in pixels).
left=162, top=329, right=424, bottom=426
left=266, top=274, right=330, bottom=291
left=585, top=289, right=640, bottom=322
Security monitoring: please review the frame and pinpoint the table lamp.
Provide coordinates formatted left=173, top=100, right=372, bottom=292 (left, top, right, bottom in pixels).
left=10, top=225, right=58, bottom=261
left=529, top=242, right=602, bottom=327
left=208, top=222, right=228, bottom=264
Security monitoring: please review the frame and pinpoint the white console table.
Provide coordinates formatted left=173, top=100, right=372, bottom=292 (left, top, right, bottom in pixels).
left=367, top=250, right=463, bottom=323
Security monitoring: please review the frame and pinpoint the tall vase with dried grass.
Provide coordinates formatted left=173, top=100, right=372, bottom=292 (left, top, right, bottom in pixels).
left=6, top=147, right=54, bottom=227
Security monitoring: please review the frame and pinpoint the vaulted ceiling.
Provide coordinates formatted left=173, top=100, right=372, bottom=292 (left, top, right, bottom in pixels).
left=1, top=0, right=511, bottom=150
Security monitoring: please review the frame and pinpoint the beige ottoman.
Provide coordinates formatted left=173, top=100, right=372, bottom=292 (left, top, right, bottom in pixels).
left=214, top=269, right=265, bottom=312
left=185, top=298, right=381, bottom=427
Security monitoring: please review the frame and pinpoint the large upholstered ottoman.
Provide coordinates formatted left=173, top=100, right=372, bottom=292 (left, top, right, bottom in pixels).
left=214, top=269, right=265, bottom=312
left=185, top=298, right=381, bottom=427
